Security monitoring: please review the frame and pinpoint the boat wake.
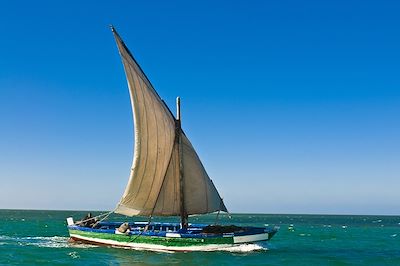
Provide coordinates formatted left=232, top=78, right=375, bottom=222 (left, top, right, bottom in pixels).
left=0, top=235, right=97, bottom=249
left=116, top=243, right=267, bottom=253
left=204, top=243, right=268, bottom=253
left=1, top=234, right=267, bottom=252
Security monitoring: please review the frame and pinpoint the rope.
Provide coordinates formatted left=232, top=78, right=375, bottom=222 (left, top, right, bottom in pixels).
left=214, top=210, right=221, bottom=225
left=76, top=212, right=108, bottom=224
left=74, top=209, right=115, bottom=227
left=76, top=209, right=153, bottom=242
left=96, top=210, right=114, bottom=224
left=75, top=209, right=155, bottom=243
left=90, top=211, right=115, bottom=228
left=129, top=215, right=153, bottom=242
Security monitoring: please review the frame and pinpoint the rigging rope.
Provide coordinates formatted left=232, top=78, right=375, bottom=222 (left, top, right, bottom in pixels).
left=73, top=209, right=116, bottom=227
left=91, top=210, right=115, bottom=228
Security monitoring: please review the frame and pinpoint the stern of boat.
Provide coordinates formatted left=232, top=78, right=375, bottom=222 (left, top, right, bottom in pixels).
left=232, top=226, right=278, bottom=244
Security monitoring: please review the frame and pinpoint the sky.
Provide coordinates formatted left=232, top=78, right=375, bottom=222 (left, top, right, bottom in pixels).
left=0, top=0, right=399, bottom=215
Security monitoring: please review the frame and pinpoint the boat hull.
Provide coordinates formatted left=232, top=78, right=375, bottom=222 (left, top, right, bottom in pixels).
left=67, top=221, right=277, bottom=252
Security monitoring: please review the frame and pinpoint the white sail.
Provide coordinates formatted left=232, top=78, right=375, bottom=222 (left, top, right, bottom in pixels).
left=112, top=27, right=227, bottom=217
left=181, top=133, right=228, bottom=214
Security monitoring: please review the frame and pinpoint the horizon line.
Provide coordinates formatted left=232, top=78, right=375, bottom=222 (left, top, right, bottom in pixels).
left=1, top=208, right=398, bottom=217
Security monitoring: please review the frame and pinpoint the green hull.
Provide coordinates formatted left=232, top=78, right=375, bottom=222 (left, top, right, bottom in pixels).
left=68, top=229, right=273, bottom=251
left=69, top=228, right=233, bottom=246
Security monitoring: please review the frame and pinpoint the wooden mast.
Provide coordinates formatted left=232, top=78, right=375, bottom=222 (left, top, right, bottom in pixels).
left=176, top=97, right=188, bottom=228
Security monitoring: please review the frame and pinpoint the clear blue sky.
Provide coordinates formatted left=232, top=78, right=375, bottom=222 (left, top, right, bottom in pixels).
left=0, top=0, right=399, bottom=215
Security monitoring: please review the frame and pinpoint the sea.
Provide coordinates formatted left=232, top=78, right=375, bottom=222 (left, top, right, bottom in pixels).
left=0, top=210, right=399, bottom=265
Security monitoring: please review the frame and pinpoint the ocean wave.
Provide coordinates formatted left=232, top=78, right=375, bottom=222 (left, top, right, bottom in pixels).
left=68, top=251, right=80, bottom=259
left=25, top=236, right=71, bottom=248
left=112, top=242, right=268, bottom=253
left=0, top=235, right=97, bottom=249
left=207, top=243, right=268, bottom=253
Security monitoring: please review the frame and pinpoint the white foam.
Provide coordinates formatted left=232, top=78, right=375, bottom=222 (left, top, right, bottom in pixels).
left=0, top=235, right=13, bottom=240
left=206, top=243, right=267, bottom=253
left=68, top=251, right=80, bottom=259
left=0, top=235, right=97, bottom=249
left=24, top=236, right=72, bottom=248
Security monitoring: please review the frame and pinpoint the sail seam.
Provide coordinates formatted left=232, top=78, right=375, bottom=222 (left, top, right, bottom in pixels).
left=173, top=149, right=178, bottom=214
left=131, top=72, right=152, bottom=208
left=155, top=110, right=168, bottom=214
left=141, top=75, right=161, bottom=210
left=159, top=114, right=172, bottom=214
left=149, top=139, right=177, bottom=216
left=160, top=112, right=171, bottom=214
left=120, top=62, right=142, bottom=201
left=124, top=63, right=150, bottom=207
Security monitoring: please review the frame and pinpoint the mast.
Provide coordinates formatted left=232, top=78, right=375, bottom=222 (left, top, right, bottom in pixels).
left=176, top=97, right=188, bottom=228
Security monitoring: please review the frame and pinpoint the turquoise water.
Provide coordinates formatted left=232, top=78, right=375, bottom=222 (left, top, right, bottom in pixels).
left=0, top=210, right=399, bottom=265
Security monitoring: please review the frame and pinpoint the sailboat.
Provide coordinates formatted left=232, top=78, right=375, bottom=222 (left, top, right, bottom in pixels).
left=66, top=26, right=278, bottom=252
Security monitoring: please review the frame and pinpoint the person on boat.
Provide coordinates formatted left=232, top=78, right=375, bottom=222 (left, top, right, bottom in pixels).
left=78, top=212, right=98, bottom=227
left=117, top=222, right=130, bottom=234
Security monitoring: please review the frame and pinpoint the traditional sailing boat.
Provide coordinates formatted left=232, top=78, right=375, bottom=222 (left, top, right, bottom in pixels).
left=66, top=26, right=277, bottom=252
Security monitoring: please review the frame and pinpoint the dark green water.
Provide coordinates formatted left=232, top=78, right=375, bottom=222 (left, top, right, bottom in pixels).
left=0, top=210, right=399, bottom=265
